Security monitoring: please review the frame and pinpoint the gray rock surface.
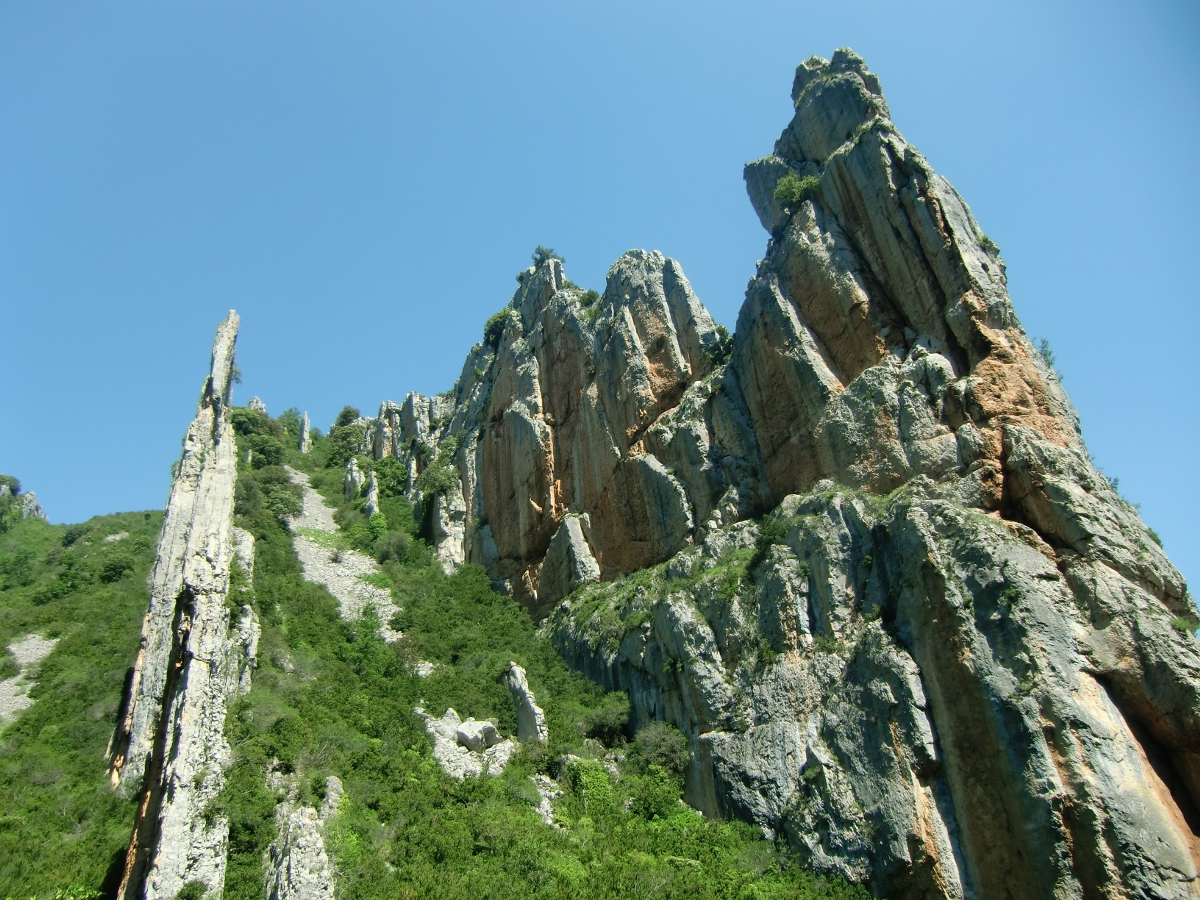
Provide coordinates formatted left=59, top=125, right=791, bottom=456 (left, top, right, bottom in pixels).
left=249, top=396, right=268, bottom=414
left=300, top=411, right=311, bottom=454
left=504, top=662, right=549, bottom=743
left=415, top=707, right=517, bottom=779
left=109, top=311, right=261, bottom=900
left=538, top=516, right=601, bottom=607
left=363, top=471, right=380, bottom=520
left=19, top=491, right=45, bottom=520
left=542, top=50, right=1200, bottom=900
left=264, top=773, right=342, bottom=900
left=325, top=47, right=1197, bottom=900
left=343, top=458, right=364, bottom=500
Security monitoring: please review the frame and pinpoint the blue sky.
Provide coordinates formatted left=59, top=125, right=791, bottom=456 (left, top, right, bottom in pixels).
left=2, top=1, right=1197, bottom=588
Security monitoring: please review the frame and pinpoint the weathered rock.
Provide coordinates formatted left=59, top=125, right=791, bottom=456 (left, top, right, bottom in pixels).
left=456, top=717, right=502, bottom=751
left=328, top=47, right=1198, bottom=900
left=363, top=471, right=380, bottom=520
left=264, top=774, right=342, bottom=900
left=343, top=458, right=364, bottom=501
left=504, top=662, right=549, bottom=743
left=538, top=516, right=601, bottom=608
left=249, top=396, right=268, bottom=414
left=415, top=707, right=517, bottom=779
left=543, top=49, right=1200, bottom=900
left=19, top=491, right=45, bottom=520
left=109, top=312, right=261, bottom=900
left=299, top=411, right=311, bottom=454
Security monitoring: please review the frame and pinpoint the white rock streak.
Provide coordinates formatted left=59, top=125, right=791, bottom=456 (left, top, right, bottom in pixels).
left=0, top=634, right=57, bottom=725
left=285, top=467, right=400, bottom=642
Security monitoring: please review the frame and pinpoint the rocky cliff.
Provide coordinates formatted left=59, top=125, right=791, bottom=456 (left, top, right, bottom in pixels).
left=352, top=49, right=1200, bottom=900
left=108, top=312, right=260, bottom=900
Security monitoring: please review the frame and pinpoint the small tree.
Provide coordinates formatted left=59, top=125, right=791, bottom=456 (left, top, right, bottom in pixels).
left=531, top=246, right=563, bottom=267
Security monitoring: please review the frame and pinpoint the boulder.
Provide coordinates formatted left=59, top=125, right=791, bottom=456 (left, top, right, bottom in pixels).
left=456, top=718, right=501, bottom=752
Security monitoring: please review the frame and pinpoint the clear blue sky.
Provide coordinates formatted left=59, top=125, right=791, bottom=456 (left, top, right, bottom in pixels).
left=2, top=1, right=1197, bottom=589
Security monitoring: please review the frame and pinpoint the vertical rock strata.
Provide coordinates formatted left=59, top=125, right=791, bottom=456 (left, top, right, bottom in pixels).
left=347, top=48, right=1200, bottom=900
left=109, top=312, right=260, bottom=900
left=545, top=51, right=1200, bottom=900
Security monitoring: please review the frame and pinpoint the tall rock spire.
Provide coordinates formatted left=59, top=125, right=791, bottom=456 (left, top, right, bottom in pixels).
left=109, top=311, right=260, bottom=900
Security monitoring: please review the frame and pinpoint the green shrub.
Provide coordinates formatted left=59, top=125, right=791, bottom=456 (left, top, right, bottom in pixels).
left=532, top=245, right=562, bottom=267
left=324, top=423, right=365, bottom=469
left=629, top=764, right=683, bottom=820
left=630, top=721, right=688, bottom=775
left=368, top=513, right=388, bottom=541
left=175, top=882, right=207, bottom=900
left=483, top=308, right=511, bottom=348
left=98, top=551, right=136, bottom=583
left=335, top=406, right=361, bottom=427
left=704, top=323, right=733, bottom=366
left=774, top=172, right=821, bottom=207
left=579, top=289, right=600, bottom=307
left=1171, top=617, right=1196, bottom=637
left=581, top=693, right=630, bottom=746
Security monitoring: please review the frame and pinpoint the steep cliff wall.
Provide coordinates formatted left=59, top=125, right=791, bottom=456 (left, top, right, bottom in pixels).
left=352, top=48, right=1200, bottom=900
left=108, top=312, right=260, bottom=900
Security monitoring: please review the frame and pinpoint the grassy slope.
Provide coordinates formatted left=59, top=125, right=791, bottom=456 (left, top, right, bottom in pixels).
left=0, top=510, right=163, bottom=899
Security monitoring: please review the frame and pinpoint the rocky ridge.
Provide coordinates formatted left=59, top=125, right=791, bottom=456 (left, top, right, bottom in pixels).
left=108, top=312, right=261, bottom=900
left=345, top=49, right=1200, bottom=900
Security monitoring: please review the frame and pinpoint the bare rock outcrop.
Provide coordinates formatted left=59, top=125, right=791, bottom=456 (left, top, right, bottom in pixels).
left=504, top=662, right=549, bottom=743
left=326, top=47, right=1198, bottom=899
left=415, top=707, right=517, bottom=779
left=544, top=49, right=1200, bottom=900
left=264, top=773, right=343, bottom=900
left=108, top=311, right=260, bottom=900
left=358, top=249, right=760, bottom=616
left=300, top=411, right=311, bottom=454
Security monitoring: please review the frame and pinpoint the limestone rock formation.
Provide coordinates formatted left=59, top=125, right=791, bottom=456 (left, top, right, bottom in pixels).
left=264, top=773, right=343, bottom=900
left=343, top=458, right=364, bottom=500
left=249, top=396, right=268, bottom=414
left=414, top=707, right=517, bottom=779
left=504, top=662, right=549, bottom=743
left=18, top=491, right=45, bottom=520
left=363, top=471, right=380, bottom=520
left=300, top=411, right=311, bottom=453
left=108, top=311, right=260, bottom=900
left=544, top=50, right=1200, bottom=900
left=356, top=249, right=757, bottom=616
left=303, top=46, right=1196, bottom=900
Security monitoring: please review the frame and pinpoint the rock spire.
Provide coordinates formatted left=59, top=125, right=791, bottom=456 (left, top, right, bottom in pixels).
left=108, top=311, right=260, bottom=900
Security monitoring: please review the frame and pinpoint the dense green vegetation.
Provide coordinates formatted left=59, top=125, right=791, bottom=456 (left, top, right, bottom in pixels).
left=0, top=504, right=161, bottom=898
left=0, top=409, right=871, bottom=899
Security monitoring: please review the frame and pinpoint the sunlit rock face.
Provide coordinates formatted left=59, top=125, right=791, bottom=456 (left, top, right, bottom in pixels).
left=109, top=312, right=260, bottom=900
left=354, top=47, right=1199, bottom=899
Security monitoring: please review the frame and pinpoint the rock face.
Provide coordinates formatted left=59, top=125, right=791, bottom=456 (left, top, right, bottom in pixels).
left=108, top=312, right=260, bottom=900
left=249, top=396, right=268, bottom=414
left=343, top=458, right=364, bottom=500
left=505, top=662, right=549, bottom=743
left=264, top=773, right=343, bottom=900
left=300, top=411, right=311, bottom=454
left=18, top=491, right=45, bottom=520
left=543, top=50, right=1200, bottom=900
left=357, top=249, right=756, bottom=616
left=331, top=48, right=1199, bottom=900
left=363, top=471, right=380, bottom=520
